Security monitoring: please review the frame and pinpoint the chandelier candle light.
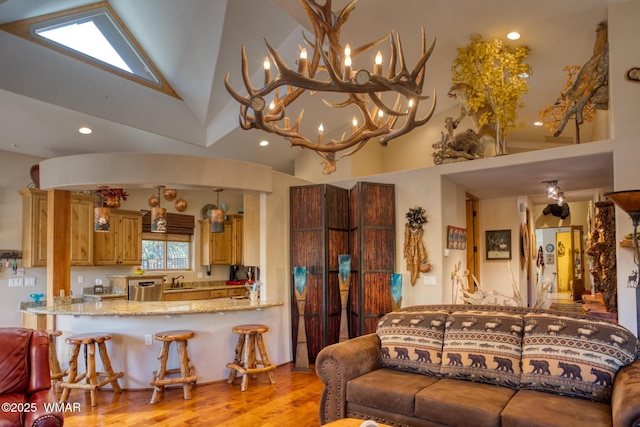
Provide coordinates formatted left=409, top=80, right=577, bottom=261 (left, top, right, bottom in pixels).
left=225, top=0, right=437, bottom=174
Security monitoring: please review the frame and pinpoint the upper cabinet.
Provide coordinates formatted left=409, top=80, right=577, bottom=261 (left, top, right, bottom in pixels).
left=94, top=210, right=142, bottom=265
left=20, top=188, right=96, bottom=267
left=199, top=215, right=243, bottom=265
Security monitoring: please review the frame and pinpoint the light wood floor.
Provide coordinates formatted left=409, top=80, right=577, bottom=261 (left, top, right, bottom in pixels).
left=60, top=363, right=324, bottom=427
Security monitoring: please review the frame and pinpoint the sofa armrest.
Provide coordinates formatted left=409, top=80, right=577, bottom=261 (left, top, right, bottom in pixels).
left=24, top=388, right=64, bottom=427
left=612, top=359, right=640, bottom=427
left=315, top=333, right=381, bottom=424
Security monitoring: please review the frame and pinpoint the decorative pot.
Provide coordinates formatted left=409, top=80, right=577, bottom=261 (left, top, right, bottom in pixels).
left=163, top=189, right=177, bottom=201
left=175, top=199, right=187, bottom=212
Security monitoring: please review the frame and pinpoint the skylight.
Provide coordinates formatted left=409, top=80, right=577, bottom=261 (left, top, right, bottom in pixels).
left=0, top=2, right=178, bottom=98
left=30, top=6, right=158, bottom=85
left=36, top=19, right=132, bottom=74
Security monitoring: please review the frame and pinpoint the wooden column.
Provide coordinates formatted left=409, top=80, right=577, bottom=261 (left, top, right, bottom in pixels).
left=47, top=189, right=71, bottom=304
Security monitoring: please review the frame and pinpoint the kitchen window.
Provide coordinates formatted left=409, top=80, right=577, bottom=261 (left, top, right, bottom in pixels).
left=142, top=233, right=191, bottom=271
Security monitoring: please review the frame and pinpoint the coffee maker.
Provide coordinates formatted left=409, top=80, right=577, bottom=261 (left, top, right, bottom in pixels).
left=229, top=265, right=240, bottom=281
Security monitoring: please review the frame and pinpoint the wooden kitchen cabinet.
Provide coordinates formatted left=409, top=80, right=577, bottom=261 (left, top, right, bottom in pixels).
left=164, top=287, right=246, bottom=301
left=94, top=210, right=142, bottom=265
left=20, top=188, right=96, bottom=267
left=210, top=289, right=228, bottom=298
left=164, top=289, right=212, bottom=301
left=199, top=215, right=243, bottom=265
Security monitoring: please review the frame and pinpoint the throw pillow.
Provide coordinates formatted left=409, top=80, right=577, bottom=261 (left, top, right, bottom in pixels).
left=377, top=310, right=448, bottom=377
left=520, top=313, right=638, bottom=402
left=439, top=310, right=524, bottom=389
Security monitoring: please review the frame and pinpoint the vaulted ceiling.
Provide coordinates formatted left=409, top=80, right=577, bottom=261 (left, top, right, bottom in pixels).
left=0, top=0, right=620, bottom=200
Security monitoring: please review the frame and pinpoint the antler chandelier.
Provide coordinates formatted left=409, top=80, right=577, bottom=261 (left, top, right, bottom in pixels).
left=225, top=0, right=437, bottom=174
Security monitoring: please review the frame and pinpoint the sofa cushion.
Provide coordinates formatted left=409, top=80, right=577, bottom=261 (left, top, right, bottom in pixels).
left=520, top=313, right=638, bottom=402
left=415, top=378, right=516, bottom=427
left=377, top=310, right=447, bottom=377
left=439, top=311, right=524, bottom=389
left=347, top=368, right=439, bottom=416
left=501, top=389, right=612, bottom=427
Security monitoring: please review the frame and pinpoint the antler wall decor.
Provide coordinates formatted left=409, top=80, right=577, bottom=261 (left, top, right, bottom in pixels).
left=225, top=0, right=437, bottom=174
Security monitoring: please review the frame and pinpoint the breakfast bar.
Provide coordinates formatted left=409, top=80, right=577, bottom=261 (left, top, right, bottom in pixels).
left=24, top=299, right=285, bottom=390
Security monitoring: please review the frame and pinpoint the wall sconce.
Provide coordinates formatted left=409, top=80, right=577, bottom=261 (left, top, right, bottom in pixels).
left=94, top=187, right=110, bottom=232
left=151, top=185, right=167, bottom=233
left=210, top=189, right=225, bottom=233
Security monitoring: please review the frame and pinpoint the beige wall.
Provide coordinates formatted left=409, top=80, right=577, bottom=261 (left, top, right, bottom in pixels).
left=0, top=151, right=44, bottom=326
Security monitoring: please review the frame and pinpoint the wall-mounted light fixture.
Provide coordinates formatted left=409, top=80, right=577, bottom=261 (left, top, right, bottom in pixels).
left=210, top=189, right=225, bottom=233
left=151, top=185, right=167, bottom=233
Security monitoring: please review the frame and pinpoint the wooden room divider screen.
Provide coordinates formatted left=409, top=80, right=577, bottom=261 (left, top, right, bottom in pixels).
left=290, top=182, right=395, bottom=363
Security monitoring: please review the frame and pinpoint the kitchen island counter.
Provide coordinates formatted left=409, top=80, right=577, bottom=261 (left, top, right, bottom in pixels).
left=23, top=298, right=287, bottom=390
left=24, top=298, right=282, bottom=316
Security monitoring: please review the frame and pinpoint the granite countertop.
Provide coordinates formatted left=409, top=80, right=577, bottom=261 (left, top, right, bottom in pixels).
left=23, top=298, right=282, bottom=317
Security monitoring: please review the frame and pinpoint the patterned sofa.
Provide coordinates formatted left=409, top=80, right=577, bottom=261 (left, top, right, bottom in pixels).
left=316, top=304, right=640, bottom=427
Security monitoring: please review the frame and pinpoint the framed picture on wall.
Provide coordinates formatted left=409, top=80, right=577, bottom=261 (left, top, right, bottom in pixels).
left=447, top=226, right=467, bottom=250
left=486, top=229, right=511, bottom=260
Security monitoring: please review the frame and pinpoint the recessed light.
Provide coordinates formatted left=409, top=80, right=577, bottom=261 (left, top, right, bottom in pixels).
left=533, top=121, right=543, bottom=127
left=78, top=126, right=93, bottom=135
left=507, top=32, right=521, bottom=40
left=259, top=140, right=269, bottom=147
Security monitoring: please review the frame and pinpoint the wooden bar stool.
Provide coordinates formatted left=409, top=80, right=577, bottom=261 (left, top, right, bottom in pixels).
left=149, top=330, right=197, bottom=404
left=47, top=330, right=67, bottom=392
left=59, top=332, right=123, bottom=407
left=226, top=324, right=276, bottom=391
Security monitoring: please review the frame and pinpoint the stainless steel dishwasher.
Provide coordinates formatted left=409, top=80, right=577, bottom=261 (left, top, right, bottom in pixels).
left=128, top=277, right=164, bottom=301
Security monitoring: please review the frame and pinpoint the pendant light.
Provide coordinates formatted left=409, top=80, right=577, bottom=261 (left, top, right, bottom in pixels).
left=151, top=185, right=167, bottom=233
left=210, top=188, right=225, bottom=233
left=94, top=187, right=111, bottom=232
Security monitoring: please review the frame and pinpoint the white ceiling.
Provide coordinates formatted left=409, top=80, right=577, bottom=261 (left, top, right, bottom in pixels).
left=0, top=0, right=620, bottom=203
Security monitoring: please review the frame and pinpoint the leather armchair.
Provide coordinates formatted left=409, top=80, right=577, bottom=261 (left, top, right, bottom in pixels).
left=0, top=328, right=64, bottom=427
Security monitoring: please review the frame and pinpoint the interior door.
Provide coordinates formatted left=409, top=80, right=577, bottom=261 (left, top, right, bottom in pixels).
left=570, top=225, right=585, bottom=301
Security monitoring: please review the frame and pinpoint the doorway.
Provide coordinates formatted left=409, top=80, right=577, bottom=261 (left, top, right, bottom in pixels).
left=534, top=226, right=584, bottom=302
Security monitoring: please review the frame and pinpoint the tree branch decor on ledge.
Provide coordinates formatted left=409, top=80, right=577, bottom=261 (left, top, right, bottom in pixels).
left=539, top=21, right=608, bottom=143
left=449, top=34, right=531, bottom=156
